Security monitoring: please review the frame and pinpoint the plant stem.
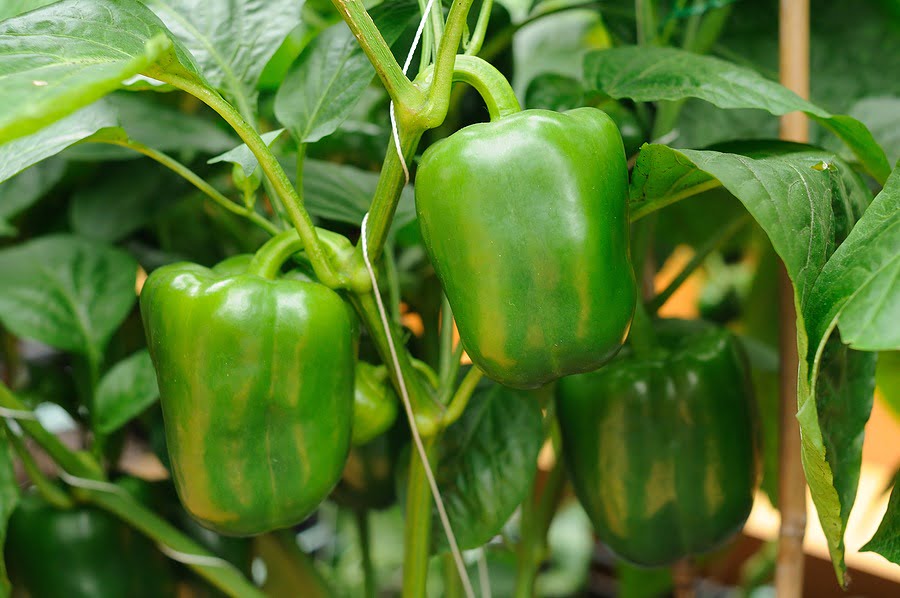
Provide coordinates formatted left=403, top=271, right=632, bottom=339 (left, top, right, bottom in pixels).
left=96, top=138, right=279, bottom=236
left=438, top=297, right=455, bottom=382
left=424, top=0, right=478, bottom=126
left=464, top=0, right=493, bottom=55
left=356, top=510, right=376, bottom=598
left=156, top=74, right=345, bottom=288
left=0, top=384, right=260, bottom=598
left=442, top=366, right=483, bottom=428
left=648, top=212, right=751, bottom=312
left=355, top=128, right=423, bottom=265
left=627, top=216, right=658, bottom=355
left=349, top=293, right=442, bottom=436
left=2, top=422, right=74, bottom=509
left=332, top=0, right=425, bottom=111
left=0, top=383, right=101, bottom=480
left=84, top=488, right=265, bottom=598
left=444, top=552, right=464, bottom=598
left=402, top=436, right=437, bottom=598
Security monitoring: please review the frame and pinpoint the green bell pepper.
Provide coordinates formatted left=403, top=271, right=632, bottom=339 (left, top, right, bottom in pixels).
left=415, top=108, right=635, bottom=389
left=141, top=232, right=356, bottom=536
left=6, top=486, right=175, bottom=598
left=352, top=361, right=399, bottom=446
left=556, top=319, right=759, bottom=566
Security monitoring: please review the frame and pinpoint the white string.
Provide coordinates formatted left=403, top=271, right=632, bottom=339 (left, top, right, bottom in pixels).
left=389, top=0, right=437, bottom=185
left=157, top=543, right=232, bottom=569
left=0, top=407, right=38, bottom=420
left=477, top=548, right=492, bottom=598
left=360, top=214, right=475, bottom=598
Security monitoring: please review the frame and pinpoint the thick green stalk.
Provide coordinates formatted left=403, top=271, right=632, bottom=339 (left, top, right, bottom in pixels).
left=402, top=437, right=438, bottom=598
left=514, top=479, right=539, bottom=598
left=354, top=128, right=423, bottom=264
left=332, top=0, right=426, bottom=111
left=155, top=74, right=345, bottom=289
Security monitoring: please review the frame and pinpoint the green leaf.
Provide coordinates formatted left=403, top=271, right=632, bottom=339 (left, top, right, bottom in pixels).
left=0, top=235, right=137, bottom=358
left=805, top=164, right=900, bottom=353
left=0, top=158, right=66, bottom=236
left=584, top=46, right=891, bottom=183
left=70, top=162, right=180, bottom=242
left=629, top=143, right=881, bottom=584
left=0, top=0, right=201, bottom=144
left=434, top=384, right=544, bottom=551
left=814, top=335, right=876, bottom=541
left=145, top=0, right=304, bottom=113
left=524, top=73, right=584, bottom=112
left=0, top=102, right=118, bottom=184
left=862, top=479, right=900, bottom=564
left=0, top=429, right=18, bottom=598
left=208, top=129, right=285, bottom=178
left=824, top=96, right=900, bottom=166
left=274, top=1, right=416, bottom=144
left=300, top=159, right=416, bottom=233
left=93, top=349, right=159, bottom=434
left=0, top=0, right=56, bottom=20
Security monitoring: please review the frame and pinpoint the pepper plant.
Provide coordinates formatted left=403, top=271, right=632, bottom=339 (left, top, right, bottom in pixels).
left=0, top=0, right=897, bottom=597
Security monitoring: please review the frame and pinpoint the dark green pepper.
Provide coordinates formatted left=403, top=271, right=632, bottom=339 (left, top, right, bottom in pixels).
left=6, top=487, right=175, bottom=598
left=141, top=233, right=356, bottom=536
left=415, top=108, right=635, bottom=389
left=556, top=319, right=758, bottom=566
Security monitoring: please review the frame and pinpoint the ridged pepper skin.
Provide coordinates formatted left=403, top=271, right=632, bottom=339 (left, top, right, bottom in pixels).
left=6, top=490, right=175, bottom=598
left=415, top=108, right=635, bottom=389
left=556, top=319, right=758, bottom=566
left=141, top=262, right=355, bottom=536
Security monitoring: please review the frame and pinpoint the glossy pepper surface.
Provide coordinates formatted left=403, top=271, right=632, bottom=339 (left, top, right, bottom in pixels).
left=415, top=108, right=635, bottom=389
left=6, top=489, right=175, bottom=598
left=556, top=319, right=758, bottom=566
left=141, top=244, right=355, bottom=536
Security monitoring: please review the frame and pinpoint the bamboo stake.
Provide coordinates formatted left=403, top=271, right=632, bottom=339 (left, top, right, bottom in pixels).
left=776, top=1, right=809, bottom=596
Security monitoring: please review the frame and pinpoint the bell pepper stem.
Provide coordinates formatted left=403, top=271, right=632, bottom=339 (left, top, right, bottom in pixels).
left=248, top=229, right=307, bottom=279
left=419, top=55, right=521, bottom=125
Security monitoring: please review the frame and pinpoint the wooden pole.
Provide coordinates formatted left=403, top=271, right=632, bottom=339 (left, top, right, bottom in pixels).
left=776, top=1, right=809, bottom=597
